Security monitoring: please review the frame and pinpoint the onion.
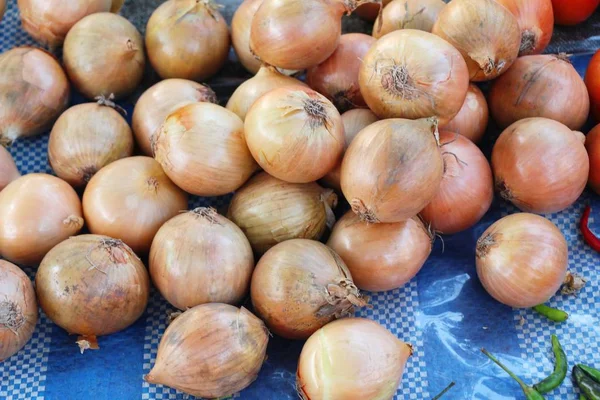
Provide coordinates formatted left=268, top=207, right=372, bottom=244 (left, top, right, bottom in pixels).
left=492, top=118, right=588, bottom=214
left=373, top=0, right=445, bottom=38
left=36, top=235, right=150, bottom=350
left=476, top=213, right=568, bottom=308
left=586, top=124, right=600, bottom=195
left=0, top=146, right=20, bottom=191
left=297, top=318, right=412, bottom=400
left=146, top=304, right=269, bottom=398
left=327, top=211, right=432, bottom=292
left=356, top=0, right=391, bottom=20
left=495, top=0, right=554, bottom=56
left=149, top=208, right=254, bottom=310
left=432, top=0, right=521, bottom=81
left=226, top=65, right=307, bottom=121
left=489, top=54, right=590, bottom=131
left=145, top=0, right=229, bottom=81
left=251, top=239, right=367, bottom=340
left=358, top=29, right=469, bottom=123
left=82, top=156, right=188, bottom=255
left=0, top=47, right=70, bottom=144
left=227, top=172, right=338, bottom=255
left=63, top=12, right=145, bottom=99
left=441, top=84, right=488, bottom=144
left=232, top=0, right=263, bottom=74
left=341, top=118, right=443, bottom=223
left=419, top=131, right=494, bottom=234
left=244, top=86, right=344, bottom=183
left=0, top=260, right=38, bottom=362
left=154, top=103, right=258, bottom=196
left=0, top=174, right=84, bottom=266
left=306, top=33, right=375, bottom=112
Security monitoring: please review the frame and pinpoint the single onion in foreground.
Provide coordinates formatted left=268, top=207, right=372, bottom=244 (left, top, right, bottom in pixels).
left=0, top=146, right=20, bottom=191
left=586, top=124, right=600, bottom=194
left=495, top=0, right=554, bottom=56
left=373, top=0, right=445, bottom=38
left=441, top=84, right=488, bottom=144
left=231, top=0, right=264, bottom=74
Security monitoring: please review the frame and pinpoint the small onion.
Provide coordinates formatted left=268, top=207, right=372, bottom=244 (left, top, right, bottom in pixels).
left=63, top=13, right=145, bottom=99
left=146, top=0, right=230, bottom=81
left=83, top=156, right=188, bottom=255
left=0, top=260, right=38, bottom=362
left=341, top=118, right=443, bottom=223
left=154, top=103, right=258, bottom=196
left=441, top=84, right=488, bottom=144
left=586, top=124, right=600, bottom=195
left=359, top=29, right=469, bottom=123
left=432, top=0, right=521, bottom=81
left=420, top=131, right=494, bottom=234
left=495, top=0, right=554, bottom=56
left=149, top=208, right=255, bottom=310
left=297, top=318, right=412, bottom=400
left=327, top=211, right=432, bottom=292
left=245, top=86, right=344, bottom=183
left=227, top=172, right=338, bottom=255
left=492, top=118, right=588, bottom=214
left=373, top=0, right=445, bottom=38
left=145, top=304, right=269, bottom=399
left=489, top=54, right=590, bottom=131
left=0, top=146, right=20, bottom=191
left=232, top=0, right=264, bottom=74
left=476, top=213, right=568, bottom=308
left=356, top=0, right=391, bottom=20
left=0, top=47, right=70, bottom=144
left=0, top=174, right=84, bottom=266
left=251, top=239, right=368, bottom=340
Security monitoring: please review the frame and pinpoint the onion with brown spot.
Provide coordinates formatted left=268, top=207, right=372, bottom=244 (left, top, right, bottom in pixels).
left=495, top=0, right=554, bottom=56
left=373, top=0, right=445, bottom=38
left=0, top=146, right=20, bottom=192
left=441, top=84, right=488, bottom=143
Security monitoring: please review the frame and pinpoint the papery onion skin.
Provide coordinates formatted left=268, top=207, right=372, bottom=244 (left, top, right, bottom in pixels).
left=154, top=103, right=258, bottom=196
left=149, top=208, right=255, bottom=310
left=441, top=84, right=488, bottom=144
left=585, top=124, right=600, bottom=194
left=432, top=0, right=521, bottom=82
left=251, top=239, right=367, bottom=340
left=0, top=260, right=38, bottom=362
left=63, top=13, right=145, bottom=100
left=489, top=54, right=590, bottom=131
left=0, top=47, right=70, bottom=144
left=232, top=0, right=264, bottom=74
left=0, top=174, right=84, bottom=266
left=146, top=303, right=269, bottom=399
left=244, top=86, right=344, bottom=183
left=0, top=146, right=20, bottom=191
left=297, top=318, right=412, bottom=400
left=496, top=0, right=554, bottom=56
left=227, top=172, right=338, bottom=255
left=359, top=29, right=469, bottom=123
left=327, top=211, right=432, bottom=292
left=356, top=0, right=391, bottom=20
left=83, top=156, right=188, bottom=255
left=476, top=213, right=568, bottom=308
left=373, top=0, right=445, bottom=38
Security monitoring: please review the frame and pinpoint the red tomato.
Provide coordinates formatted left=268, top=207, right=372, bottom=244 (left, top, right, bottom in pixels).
left=585, top=50, right=600, bottom=121
left=552, top=0, right=600, bottom=25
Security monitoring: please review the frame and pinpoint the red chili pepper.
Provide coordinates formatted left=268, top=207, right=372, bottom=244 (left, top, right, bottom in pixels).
left=581, top=205, right=600, bottom=252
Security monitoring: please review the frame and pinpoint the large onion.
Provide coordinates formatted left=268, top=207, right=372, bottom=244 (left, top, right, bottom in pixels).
left=476, top=213, right=568, bottom=308
left=441, top=84, right=488, bottom=143
left=0, top=260, right=38, bottom=362
left=0, top=174, right=84, bottom=266
left=586, top=124, right=600, bottom=195
left=154, top=103, right=258, bottom=196
left=227, top=172, right=338, bottom=255
left=492, top=118, right=588, bottom=214
left=0, top=146, right=20, bottom=191
left=495, top=0, right=554, bottom=56
left=0, top=47, right=70, bottom=144
left=146, top=304, right=269, bottom=399
left=373, top=0, right=445, bottom=38
left=232, top=0, right=263, bottom=74
left=251, top=239, right=367, bottom=339
left=359, top=29, right=469, bottom=123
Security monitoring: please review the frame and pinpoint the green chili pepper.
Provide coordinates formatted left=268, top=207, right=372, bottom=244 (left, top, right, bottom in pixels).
left=532, top=304, right=569, bottom=322
left=432, top=382, right=455, bottom=399
left=580, top=364, right=600, bottom=384
left=481, top=349, right=545, bottom=400
left=574, top=366, right=600, bottom=400
left=533, top=335, right=567, bottom=393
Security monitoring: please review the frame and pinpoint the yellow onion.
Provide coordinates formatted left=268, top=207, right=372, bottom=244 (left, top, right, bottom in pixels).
left=145, top=0, right=230, bottom=81
left=0, top=146, right=20, bottom=191
left=231, top=0, right=263, bottom=74
left=132, top=79, right=216, bottom=156
left=0, top=174, right=84, bottom=266
left=63, top=13, right=145, bottom=99
left=373, top=0, right=446, bottom=38
left=341, top=118, right=443, bottom=223
left=149, top=208, right=255, bottom=310
left=36, top=235, right=150, bottom=350
left=359, top=29, right=469, bottom=123
left=492, top=118, right=588, bottom=214
left=0, top=47, right=70, bottom=144
left=297, top=318, right=412, bottom=400
left=432, top=0, right=521, bottom=81
left=496, top=0, right=554, bottom=56
left=476, top=213, right=568, bottom=308
left=146, top=303, right=269, bottom=398
left=327, top=211, right=432, bottom=292
left=154, top=103, right=258, bottom=196
left=356, top=0, right=391, bottom=20
left=244, top=86, right=344, bottom=183
left=227, top=172, right=338, bottom=255
left=441, top=84, right=489, bottom=144
left=83, top=156, right=188, bottom=255
left=0, top=260, right=38, bottom=362
left=251, top=239, right=368, bottom=340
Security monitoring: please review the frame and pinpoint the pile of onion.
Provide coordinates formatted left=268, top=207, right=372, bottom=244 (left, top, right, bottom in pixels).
left=231, top=0, right=263, bottom=74
left=373, top=0, right=445, bottom=38
left=492, top=118, right=588, bottom=213
left=586, top=124, right=600, bottom=195
left=359, top=29, right=468, bottom=123
left=441, top=84, right=488, bottom=144
left=251, top=239, right=368, bottom=339
left=476, top=213, right=568, bottom=308
left=495, top=0, right=554, bottom=56
left=146, top=303, right=269, bottom=399
left=227, top=172, right=338, bottom=255
left=0, top=146, right=20, bottom=191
